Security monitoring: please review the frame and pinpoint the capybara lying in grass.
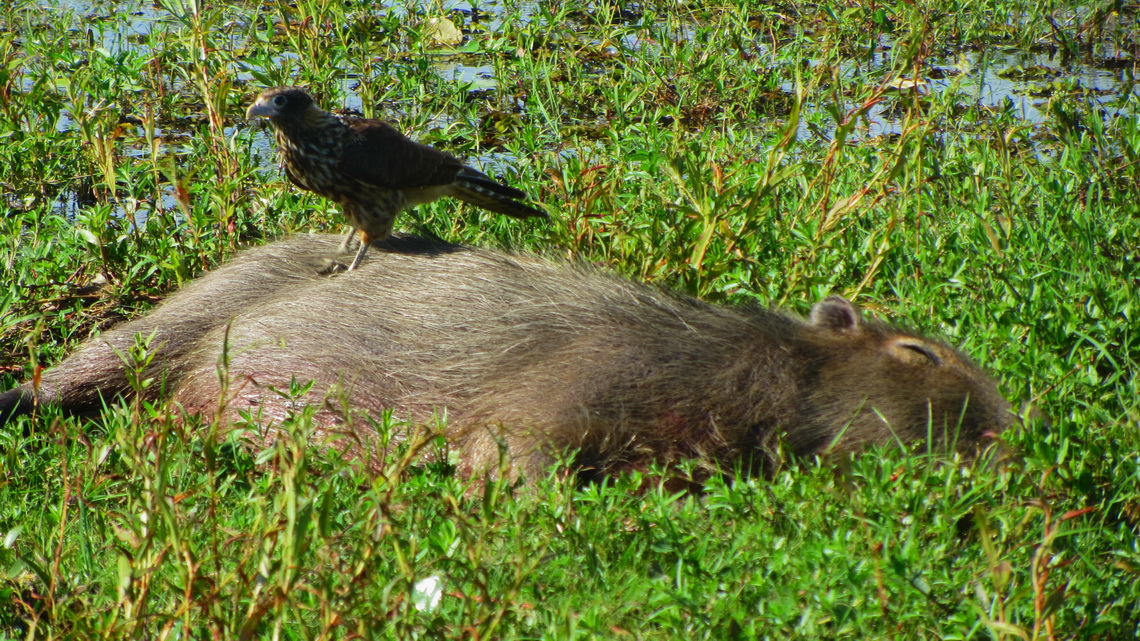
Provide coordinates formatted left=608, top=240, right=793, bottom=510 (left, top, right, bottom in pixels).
left=1, top=234, right=1012, bottom=480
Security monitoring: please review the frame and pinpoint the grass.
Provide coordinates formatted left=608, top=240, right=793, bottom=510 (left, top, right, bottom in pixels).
left=1, top=0, right=1138, bottom=638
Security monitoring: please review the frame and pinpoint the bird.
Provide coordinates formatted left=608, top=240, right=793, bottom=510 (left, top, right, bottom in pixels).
left=246, top=86, right=547, bottom=270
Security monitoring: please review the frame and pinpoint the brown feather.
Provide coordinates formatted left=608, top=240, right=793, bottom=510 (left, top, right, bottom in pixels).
left=449, top=182, right=547, bottom=219
left=246, top=86, right=547, bottom=270
left=338, top=119, right=465, bottom=189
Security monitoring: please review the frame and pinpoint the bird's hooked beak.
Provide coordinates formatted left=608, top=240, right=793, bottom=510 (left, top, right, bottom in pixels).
left=246, top=96, right=278, bottom=119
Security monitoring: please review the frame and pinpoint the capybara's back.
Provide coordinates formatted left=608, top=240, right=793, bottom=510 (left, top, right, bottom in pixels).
left=1, top=234, right=1012, bottom=480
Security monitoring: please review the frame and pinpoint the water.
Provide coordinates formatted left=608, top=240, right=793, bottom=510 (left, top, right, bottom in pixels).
left=14, top=0, right=1139, bottom=219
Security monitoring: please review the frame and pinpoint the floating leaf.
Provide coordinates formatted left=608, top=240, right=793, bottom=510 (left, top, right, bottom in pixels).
left=424, top=17, right=462, bottom=47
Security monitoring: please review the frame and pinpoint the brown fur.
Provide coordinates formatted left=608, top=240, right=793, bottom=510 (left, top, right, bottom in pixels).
left=1, top=234, right=1012, bottom=480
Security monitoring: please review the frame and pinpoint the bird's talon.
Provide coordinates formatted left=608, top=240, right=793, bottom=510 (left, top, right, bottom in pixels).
left=317, top=258, right=350, bottom=276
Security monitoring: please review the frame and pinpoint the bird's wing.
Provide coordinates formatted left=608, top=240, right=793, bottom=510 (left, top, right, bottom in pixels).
left=338, top=118, right=464, bottom=189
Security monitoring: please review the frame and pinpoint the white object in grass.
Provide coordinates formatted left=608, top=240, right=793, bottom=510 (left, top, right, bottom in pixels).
left=412, top=575, right=444, bottom=612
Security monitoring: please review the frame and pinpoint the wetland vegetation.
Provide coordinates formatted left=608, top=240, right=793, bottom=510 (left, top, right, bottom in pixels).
left=0, top=0, right=1138, bottom=638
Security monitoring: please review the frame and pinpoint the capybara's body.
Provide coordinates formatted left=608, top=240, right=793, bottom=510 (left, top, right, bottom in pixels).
left=1, top=234, right=1012, bottom=479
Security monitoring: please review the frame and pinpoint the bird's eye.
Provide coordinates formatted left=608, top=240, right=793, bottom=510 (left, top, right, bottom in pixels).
left=272, top=95, right=287, bottom=107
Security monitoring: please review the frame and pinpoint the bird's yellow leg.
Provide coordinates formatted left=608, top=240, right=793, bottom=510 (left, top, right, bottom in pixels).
left=340, top=227, right=359, bottom=251
left=347, top=230, right=371, bottom=271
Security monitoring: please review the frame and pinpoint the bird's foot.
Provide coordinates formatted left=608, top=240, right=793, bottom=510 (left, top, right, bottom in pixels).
left=316, top=257, right=351, bottom=275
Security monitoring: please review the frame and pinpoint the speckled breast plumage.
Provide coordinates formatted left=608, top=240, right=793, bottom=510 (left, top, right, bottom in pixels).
left=274, top=127, right=409, bottom=239
left=275, top=130, right=345, bottom=197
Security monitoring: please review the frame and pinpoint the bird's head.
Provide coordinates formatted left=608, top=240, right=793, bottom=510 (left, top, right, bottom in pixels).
left=246, top=87, right=318, bottom=123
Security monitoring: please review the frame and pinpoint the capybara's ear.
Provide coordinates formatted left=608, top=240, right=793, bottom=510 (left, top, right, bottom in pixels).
left=810, top=296, right=860, bottom=331
left=885, top=337, right=943, bottom=367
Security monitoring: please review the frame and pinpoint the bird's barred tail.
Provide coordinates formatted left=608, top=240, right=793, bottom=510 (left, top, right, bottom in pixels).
left=452, top=171, right=547, bottom=220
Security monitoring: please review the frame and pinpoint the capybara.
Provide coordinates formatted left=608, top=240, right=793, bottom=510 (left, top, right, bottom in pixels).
left=1, top=234, right=1012, bottom=480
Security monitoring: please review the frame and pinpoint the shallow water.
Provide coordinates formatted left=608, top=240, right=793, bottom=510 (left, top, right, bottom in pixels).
left=12, top=0, right=1139, bottom=219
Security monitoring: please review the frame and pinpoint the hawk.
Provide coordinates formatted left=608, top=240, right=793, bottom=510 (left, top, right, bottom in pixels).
left=246, top=86, right=547, bottom=270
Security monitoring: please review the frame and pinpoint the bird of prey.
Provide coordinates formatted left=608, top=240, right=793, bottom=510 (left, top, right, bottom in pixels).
left=246, top=86, right=547, bottom=270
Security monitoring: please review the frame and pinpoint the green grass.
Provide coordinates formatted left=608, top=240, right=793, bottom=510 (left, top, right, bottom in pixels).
left=1, top=0, right=1138, bottom=638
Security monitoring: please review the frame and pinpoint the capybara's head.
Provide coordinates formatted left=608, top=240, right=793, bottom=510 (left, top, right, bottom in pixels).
left=786, top=296, right=1011, bottom=457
